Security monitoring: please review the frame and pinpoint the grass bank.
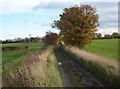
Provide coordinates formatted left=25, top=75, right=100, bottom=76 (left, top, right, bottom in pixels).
left=3, top=46, right=63, bottom=87
left=65, top=46, right=120, bottom=87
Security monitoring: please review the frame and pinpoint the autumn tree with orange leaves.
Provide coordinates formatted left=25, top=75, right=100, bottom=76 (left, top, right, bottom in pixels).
left=43, top=31, right=59, bottom=45
left=52, top=5, right=99, bottom=48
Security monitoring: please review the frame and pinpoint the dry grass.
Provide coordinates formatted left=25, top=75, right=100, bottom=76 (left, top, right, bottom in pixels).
left=65, top=46, right=120, bottom=76
left=3, top=46, right=63, bottom=87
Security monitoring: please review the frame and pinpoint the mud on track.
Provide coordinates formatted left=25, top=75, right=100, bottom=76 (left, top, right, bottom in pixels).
left=55, top=47, right=106, bottom=87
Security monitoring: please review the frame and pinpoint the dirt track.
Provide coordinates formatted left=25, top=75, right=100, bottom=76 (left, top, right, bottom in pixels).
left=55, top=48, right=106, bottom=87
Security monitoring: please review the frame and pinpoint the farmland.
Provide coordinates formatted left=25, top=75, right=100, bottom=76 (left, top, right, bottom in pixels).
left=85, top=39, right=119, bottom=62
left=1, top=39, right=119, bottom=87
left=2, top=42, right=44, bottom=50
left=2, top=42, right=44, bottom=76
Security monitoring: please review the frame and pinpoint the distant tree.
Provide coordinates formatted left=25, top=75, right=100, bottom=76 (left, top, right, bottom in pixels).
left=44, top=32, right=59, bottom=45
left=96, top=33, right=102, bottom=39
left=104, top=34, right=113, bottom=39
left=92, top=33, right=102, bottom=39
left=112, top=32, right=120, bottom=38
left=24, top=37, right=29, bottom=43
left=29, top=37, right=35, bottom=42
left=0, top=40, right=2, bottom=44
left=34, top=37, right=41, bottom=42
left=52, top=5, right=99, bottom=48
left=14, top=37, right=23, bottom=42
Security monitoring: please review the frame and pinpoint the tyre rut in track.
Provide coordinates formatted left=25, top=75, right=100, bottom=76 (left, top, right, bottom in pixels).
left=55, top=49, right=73, bottom=87
left=55, top=48, right=106, bottom=87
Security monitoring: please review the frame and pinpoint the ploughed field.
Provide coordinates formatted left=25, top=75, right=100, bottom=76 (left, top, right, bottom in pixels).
left=85, top=39, right=119, bottom=62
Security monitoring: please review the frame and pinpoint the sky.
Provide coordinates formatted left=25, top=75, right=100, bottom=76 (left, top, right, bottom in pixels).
left=0, top=0, right=119, bottom=40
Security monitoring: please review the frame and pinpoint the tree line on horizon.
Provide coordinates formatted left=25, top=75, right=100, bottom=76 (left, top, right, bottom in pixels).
left=93, top=32, right=120, bottom=39
left=1, top=31, right=119, bottom=44
left=1, top=37, right=42, bottom=44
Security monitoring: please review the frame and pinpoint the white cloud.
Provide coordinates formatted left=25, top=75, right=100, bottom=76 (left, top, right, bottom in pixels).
left=0, top=0, right=119, bottom=14
left=0, top=0, right=78, bottom=14
left=0, top=32, right=46, bottom=40
left=98, top=27, right=118, bottom=35
left=0, top=0, right=41, bottom=14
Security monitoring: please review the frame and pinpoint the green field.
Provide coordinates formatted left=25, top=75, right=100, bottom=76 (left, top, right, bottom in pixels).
left=85, top=39, right=119, bottom=61
left=2, top=42, right=44, bottom=75
left=2, top=42, right=44, bottom=50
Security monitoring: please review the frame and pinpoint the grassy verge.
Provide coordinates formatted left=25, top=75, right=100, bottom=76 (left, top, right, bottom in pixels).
left=64, top=47, right=119, bottom=87
left=42, top=52, right=63, bottom=87
left=32, top=52, right=63, bottom=87
left=85, top=39, right=119, bottom=62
